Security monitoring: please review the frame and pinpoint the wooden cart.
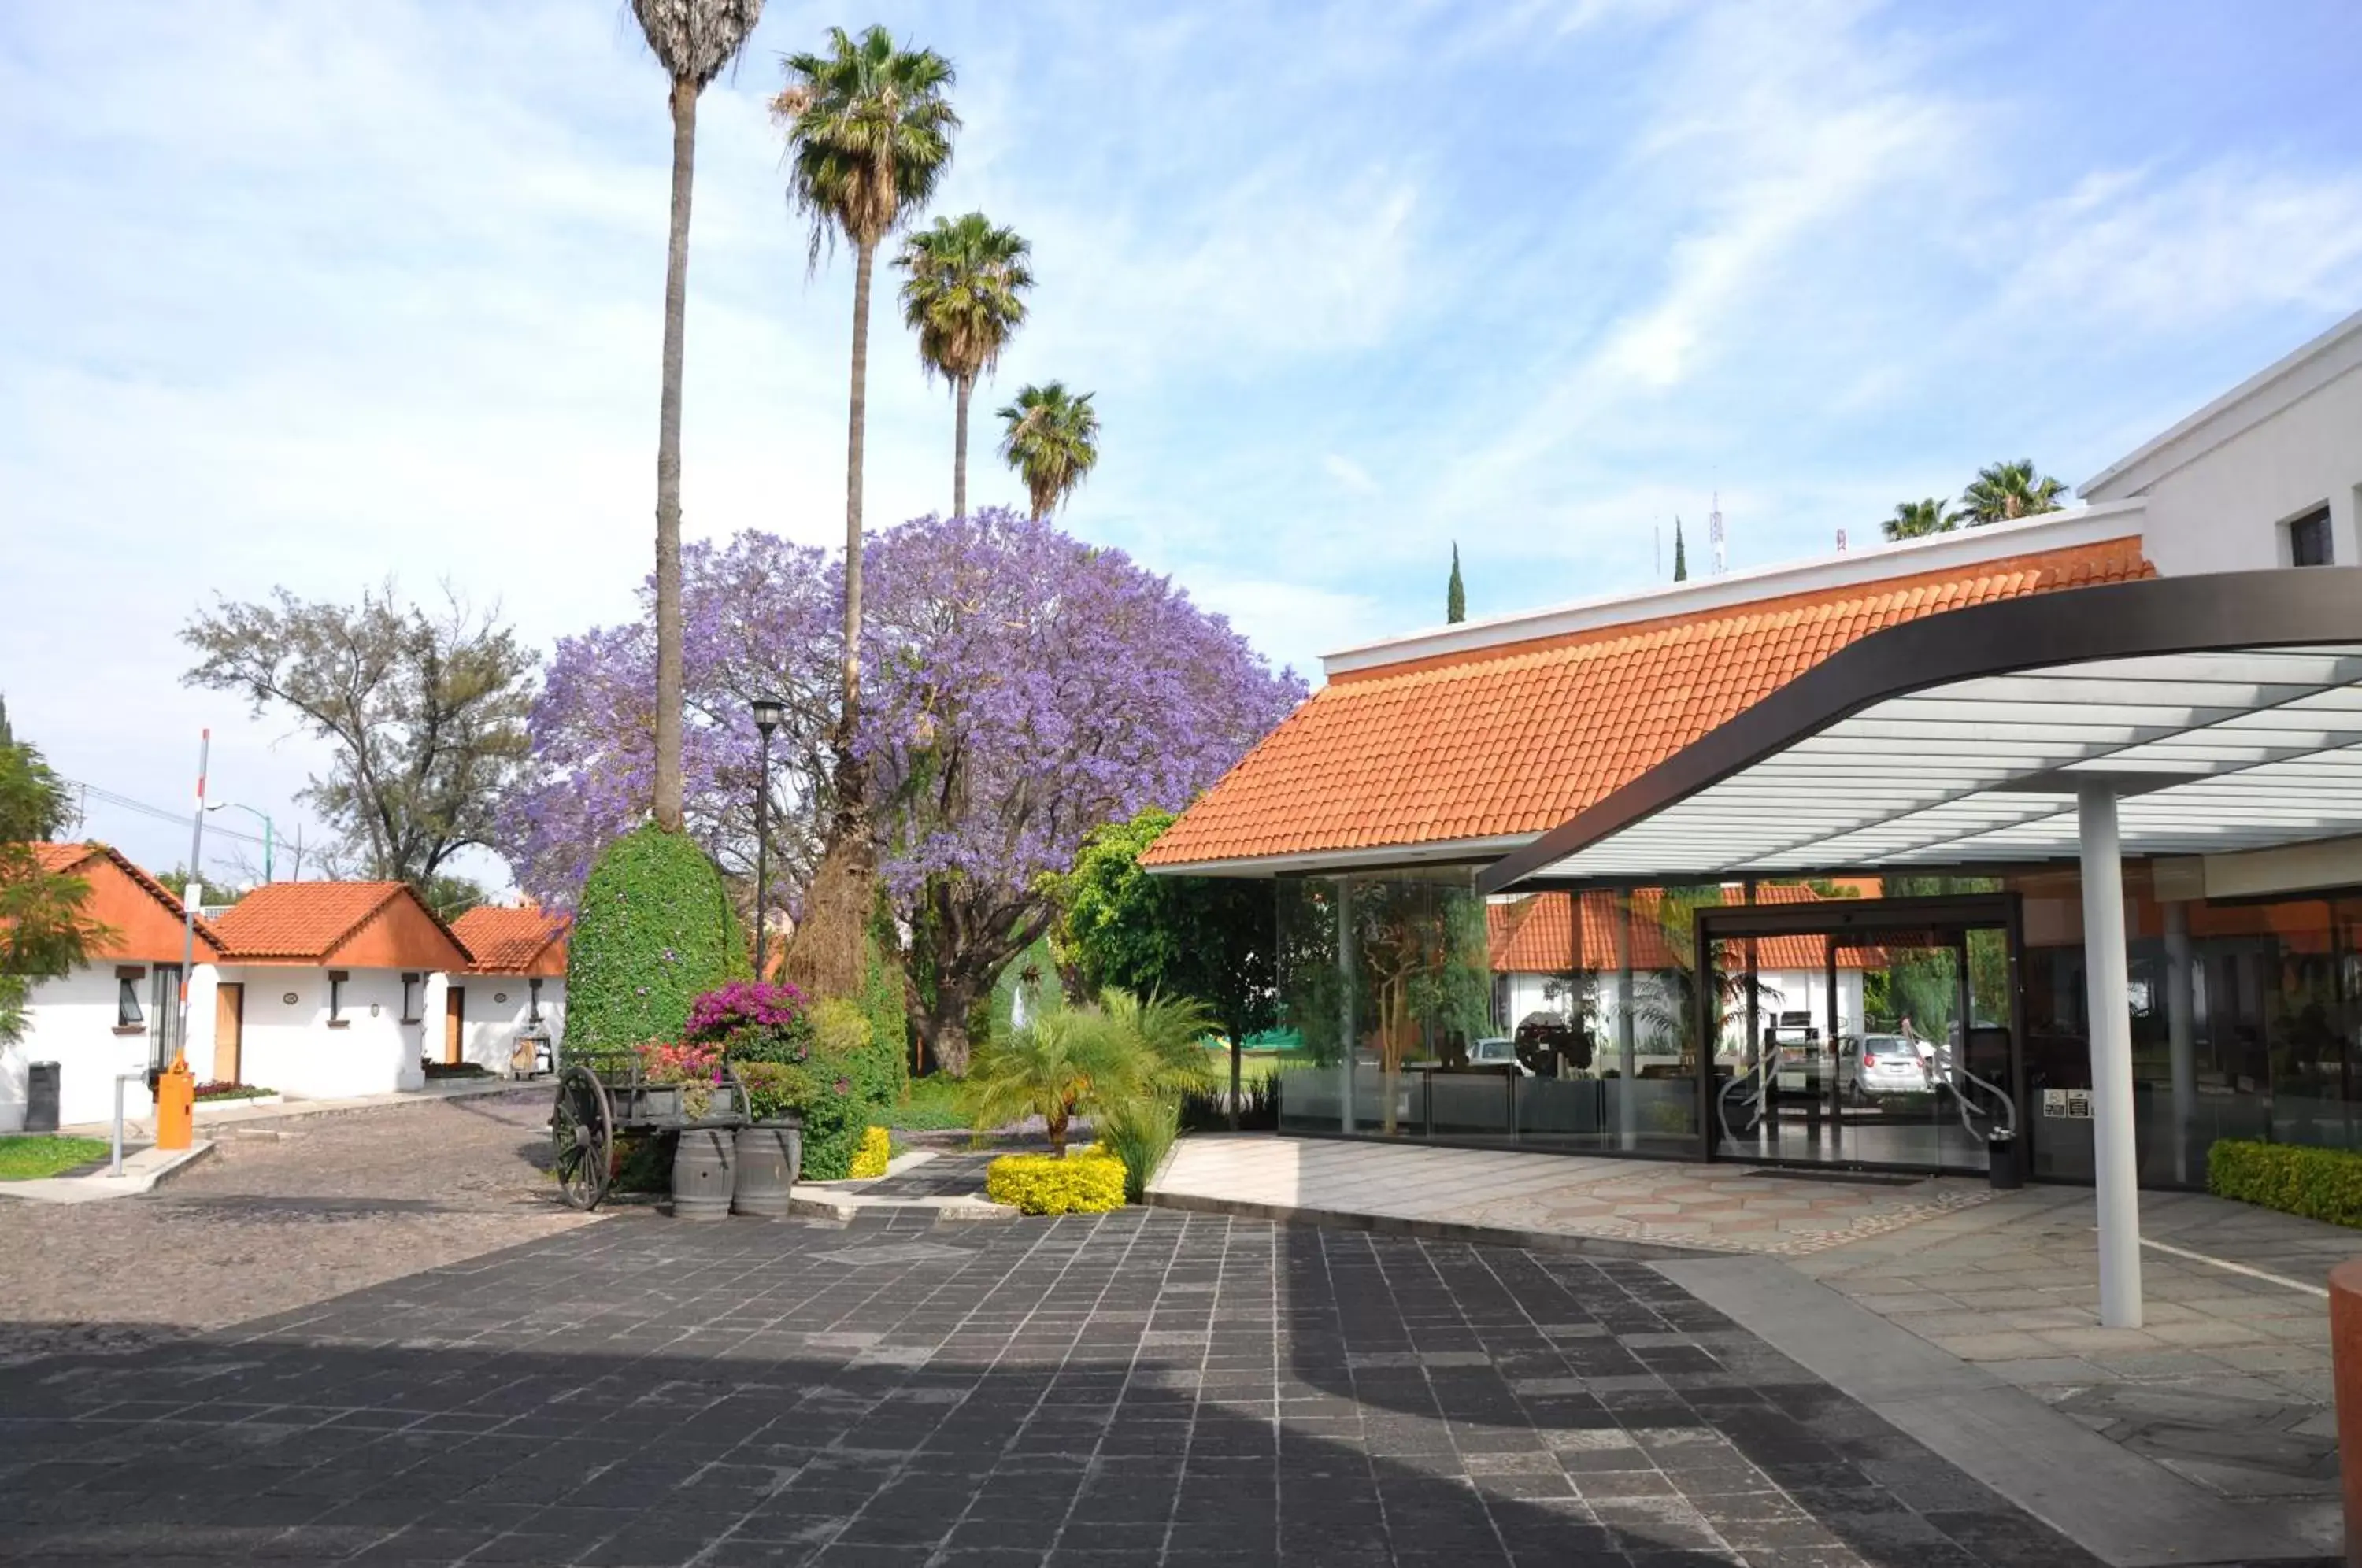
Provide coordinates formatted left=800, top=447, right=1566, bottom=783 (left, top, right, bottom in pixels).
left=549, top=1048, right=747, bottom=1211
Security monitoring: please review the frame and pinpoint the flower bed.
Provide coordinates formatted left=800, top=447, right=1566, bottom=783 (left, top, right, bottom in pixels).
left=192, top=1082, right=279, bottom=1102
left=985, top=1149, right=1126, bottom=1215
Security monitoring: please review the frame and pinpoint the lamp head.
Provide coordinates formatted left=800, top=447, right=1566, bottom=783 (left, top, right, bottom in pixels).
left=751, top=697, right=786, bottom=736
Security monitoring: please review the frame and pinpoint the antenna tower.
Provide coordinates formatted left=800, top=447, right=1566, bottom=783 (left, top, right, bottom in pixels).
left=1709, top=491, right=1727, bottom=575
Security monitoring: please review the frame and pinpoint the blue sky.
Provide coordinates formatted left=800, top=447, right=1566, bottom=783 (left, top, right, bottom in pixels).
left=4, top=0, right=2360, bottom=888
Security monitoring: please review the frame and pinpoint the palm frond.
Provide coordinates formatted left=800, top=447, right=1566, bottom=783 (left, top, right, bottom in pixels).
left=996, top=382, right=1101, bottom=519
left=895, top=212, right=1033, bottom=386
left=773, top=24, right=960, bottom=270
left=630, top=0, right=765, bottom=90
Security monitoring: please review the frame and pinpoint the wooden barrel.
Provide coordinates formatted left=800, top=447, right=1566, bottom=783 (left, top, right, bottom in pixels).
left=670, top=1128, right=735, bottom=1221
left=732, top=1121, right=802, bottom=1219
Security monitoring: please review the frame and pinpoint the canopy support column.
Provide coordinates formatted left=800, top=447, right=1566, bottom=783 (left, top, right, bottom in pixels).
left=2079, top=784, right=2144, bottom=1328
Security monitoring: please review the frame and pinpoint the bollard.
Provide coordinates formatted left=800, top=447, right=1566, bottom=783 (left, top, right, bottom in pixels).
left=155, top=1053, right=195, bottom=1152
left=2331, top=1258, right=2362, bottom=1566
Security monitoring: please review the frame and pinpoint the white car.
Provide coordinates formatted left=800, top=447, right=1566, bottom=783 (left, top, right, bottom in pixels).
left=1468, top=1037, right=1534, bottom=1075
left=1856, top=1034, right=1932, bottom=1098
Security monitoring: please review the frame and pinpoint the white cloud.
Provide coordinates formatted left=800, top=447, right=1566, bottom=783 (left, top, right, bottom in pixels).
left=2001, top=161, right=2362, bottom=328
left=1322, top=454, right=1382, bottom=497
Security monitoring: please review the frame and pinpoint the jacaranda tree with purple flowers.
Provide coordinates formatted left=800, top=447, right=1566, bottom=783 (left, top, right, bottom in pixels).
left=501, top=508, right=1304, bottom=1073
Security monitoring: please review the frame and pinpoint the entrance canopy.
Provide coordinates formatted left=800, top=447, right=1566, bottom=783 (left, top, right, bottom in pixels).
left=1482, top=568, right=2362, bottom=892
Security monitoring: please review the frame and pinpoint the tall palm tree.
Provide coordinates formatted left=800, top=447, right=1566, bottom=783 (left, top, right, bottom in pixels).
left=998, top=383, right=1100, bottom=520
left=897, top=213, right=1033, bottom=519
left=1883, top=497, right=1960, bottom=541
left=773, top=25, right=957, bottom=998
left=631, top=0, right=765, bottom=834
left=1960, top=460, right=2068, bottom=526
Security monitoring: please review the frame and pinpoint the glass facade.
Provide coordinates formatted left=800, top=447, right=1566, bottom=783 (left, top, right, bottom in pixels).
left=1272, top=866, right=2362, bottom=1189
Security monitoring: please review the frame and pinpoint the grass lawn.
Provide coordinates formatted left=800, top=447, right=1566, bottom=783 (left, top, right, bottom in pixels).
left=0, top=1135, right=112, bottom=1181
left=1199, top=1044, right=1318, bottom=1084
left=881, top=1074, right=970, bottom=1131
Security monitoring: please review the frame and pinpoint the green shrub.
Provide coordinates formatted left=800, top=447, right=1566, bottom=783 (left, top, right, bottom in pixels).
left=565, top=826, right=747, bottom=1051
left=609, top=1131, right=673, bottom=1194
left=1097, top=1098, right=1179, bottom=1202
left=986, top=1148, right=1126, bottom=1215
left=2208, top=1139, right=2362, bottom=1228
left=849, top=1126, right=893, bottom=1178
left=848, top=956, right=910, bottom=1107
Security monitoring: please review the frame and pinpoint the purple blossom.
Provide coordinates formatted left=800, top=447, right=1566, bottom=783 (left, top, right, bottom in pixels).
left=495, top=509, right=1306, bottom=1048
left=684, top=980, right=810, bottom=1044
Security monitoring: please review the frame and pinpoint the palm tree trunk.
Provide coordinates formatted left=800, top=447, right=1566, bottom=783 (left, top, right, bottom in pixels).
left=651, top=77, right=696, bottom=834
left=842, top=237, right=874, bottom=735
left=952, top=373, right=972, bottom=520
left=782, top=235, right=882, bottom=1003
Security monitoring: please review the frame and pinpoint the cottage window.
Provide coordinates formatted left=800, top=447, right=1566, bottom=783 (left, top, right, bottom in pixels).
left=328, top=970, right=350, bottom=1027
left=400, top=973, right=422, bottom=1024
left=116, top=967, right=145, bottom=1027
left=2290, top=507, right=2334, bottom=567
left=528, top=978, right=544, bottom=1024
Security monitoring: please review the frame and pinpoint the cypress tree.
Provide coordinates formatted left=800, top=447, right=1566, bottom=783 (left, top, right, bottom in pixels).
left=1446, top=544, right=1466, bottom=623
left=1673, top=517, right=1688, bottom=582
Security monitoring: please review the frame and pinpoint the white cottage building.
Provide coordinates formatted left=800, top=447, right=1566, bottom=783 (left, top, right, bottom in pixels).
left=447, top=905, right=568, bottom=1072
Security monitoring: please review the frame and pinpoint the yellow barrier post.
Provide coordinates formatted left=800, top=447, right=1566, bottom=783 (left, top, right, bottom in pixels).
left=156, top=1053, right=194, bottom=1152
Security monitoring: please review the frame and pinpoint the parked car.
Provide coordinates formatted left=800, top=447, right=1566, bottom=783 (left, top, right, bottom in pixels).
left=1855, top=1034, right=1932, bottom=1098
left=1468, top=1037, right=1535, bottom=1076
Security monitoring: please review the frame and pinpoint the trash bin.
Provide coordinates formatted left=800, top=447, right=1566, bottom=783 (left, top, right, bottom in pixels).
left=1986, top=1131, right=2022, bottom=1190
left=24, top=1062, right=59, bottom=1133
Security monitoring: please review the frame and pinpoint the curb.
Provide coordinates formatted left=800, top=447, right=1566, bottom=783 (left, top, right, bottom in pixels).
left=1141, top=1186, right=1718, bottom=1260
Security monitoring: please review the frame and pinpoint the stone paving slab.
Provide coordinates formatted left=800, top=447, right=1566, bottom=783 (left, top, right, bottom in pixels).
left=1793, top=1185, right=2353, bottom=1509
left=1150, top=1135, right=1997, bottom=1257
left=0, top=1206, right=2175, bottom=1567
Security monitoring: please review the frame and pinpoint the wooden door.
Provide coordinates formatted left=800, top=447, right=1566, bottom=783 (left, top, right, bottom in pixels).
left=212, top=983, right=243, bottom=1084
left=444, top=987, right=464, bottom=1066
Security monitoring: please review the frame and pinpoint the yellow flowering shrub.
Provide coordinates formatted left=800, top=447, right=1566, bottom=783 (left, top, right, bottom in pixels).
left=985, top=1148, right=1126, bottom=1215
left=848, top=1126, right=894, bottom=1179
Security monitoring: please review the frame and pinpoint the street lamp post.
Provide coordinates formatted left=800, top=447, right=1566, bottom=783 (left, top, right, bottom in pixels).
left=205, top=801, right=276, bottom=882
left=750, top=699, right=785, bottom=981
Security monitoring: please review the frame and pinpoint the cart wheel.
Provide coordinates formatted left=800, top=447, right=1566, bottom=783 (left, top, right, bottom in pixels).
left=551, top=1065, right=613, bottom=1211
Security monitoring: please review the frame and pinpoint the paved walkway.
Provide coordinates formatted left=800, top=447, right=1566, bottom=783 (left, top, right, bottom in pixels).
left=1793, top=1185, right=2341, bottom=1506
left=1150, top=1136, right=1999, bottom=1257
left=1149, top=1133, right=2352, bottom=1562
left=58, top=1072, right=524, bottom=1141
left=0, top=1206, right=2178, bottom=1567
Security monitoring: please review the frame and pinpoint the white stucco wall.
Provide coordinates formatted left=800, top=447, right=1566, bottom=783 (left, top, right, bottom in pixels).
left=1, top=967, right=163, bottom=1130
left=454, top=976, right=565, bottom=1073
left=2086, top=323, right=2362, bottom=577
left=220, top=967, right=432, bottom=1101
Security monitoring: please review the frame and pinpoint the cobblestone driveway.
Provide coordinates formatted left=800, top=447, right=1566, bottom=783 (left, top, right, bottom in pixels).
left=0, top=1199, right=2158, bottom=1568
left=0, top=1090, right=590, bottom=1365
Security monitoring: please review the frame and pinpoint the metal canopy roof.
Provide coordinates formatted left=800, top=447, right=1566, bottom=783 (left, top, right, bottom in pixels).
left=1480, top=568, right=2362, bottom=893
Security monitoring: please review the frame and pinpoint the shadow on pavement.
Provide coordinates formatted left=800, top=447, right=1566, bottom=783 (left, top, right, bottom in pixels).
left=0, top=1208, right=2135, bottom=1566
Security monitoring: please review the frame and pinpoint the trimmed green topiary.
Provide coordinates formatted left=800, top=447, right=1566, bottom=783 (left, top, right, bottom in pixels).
left=2208, top=1139, right=2362, bottom=1228
left=986, top=1148, right=1125, bottom=1215
left=565, top=826, right=748, bottom=1052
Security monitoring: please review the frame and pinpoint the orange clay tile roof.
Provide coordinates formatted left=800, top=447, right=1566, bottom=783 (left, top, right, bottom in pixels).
left=450, top=906, right=568, bottom=973
left=210, top=881, right=415, bottom=960
left=1143, top=538, right=2153, bottom=868
left=1488, top=886, right=1879, bottom=973
left=28, top=842, right=225, bottom=952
